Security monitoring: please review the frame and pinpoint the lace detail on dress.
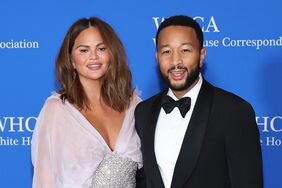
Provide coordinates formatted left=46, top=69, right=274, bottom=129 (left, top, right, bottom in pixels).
left=91, top=153, right=138, bottom=188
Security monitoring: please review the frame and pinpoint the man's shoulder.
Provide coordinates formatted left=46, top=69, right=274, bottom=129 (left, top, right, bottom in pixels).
left=136, top=91, right=164, bottom=111
left=140, top=92, right=163, bottom=104
left=214, top=86, right=246, bottom=102
left=211, top=85, right=254, bottom=111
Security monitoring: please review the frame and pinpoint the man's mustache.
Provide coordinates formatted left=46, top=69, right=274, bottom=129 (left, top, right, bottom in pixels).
left=168, top=65, right=188, bottom=72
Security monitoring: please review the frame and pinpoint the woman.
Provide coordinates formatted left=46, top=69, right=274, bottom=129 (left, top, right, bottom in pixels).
left=31, top=17, right=143, bottom=188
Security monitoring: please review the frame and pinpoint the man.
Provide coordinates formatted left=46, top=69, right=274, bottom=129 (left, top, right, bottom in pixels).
left=135, top=15, right=263, bottom=188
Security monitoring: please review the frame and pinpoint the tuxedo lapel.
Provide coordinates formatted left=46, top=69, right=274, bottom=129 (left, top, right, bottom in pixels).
left=171, top=81, right=214, bottom=188
left=143, top=92, right=166, bottom=187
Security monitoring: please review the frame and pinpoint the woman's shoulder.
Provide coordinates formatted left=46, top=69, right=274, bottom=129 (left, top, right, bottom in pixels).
left=42, top=92, right=65, bottom=111
left=131, top=89, right=142, bottom=105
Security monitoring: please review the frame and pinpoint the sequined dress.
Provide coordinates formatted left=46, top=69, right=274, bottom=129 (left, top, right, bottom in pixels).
left=91, top=153, right=138, bottom=188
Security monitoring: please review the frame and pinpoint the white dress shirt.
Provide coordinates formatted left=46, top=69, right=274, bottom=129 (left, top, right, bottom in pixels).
left=154, top=74, right=203, bottom=188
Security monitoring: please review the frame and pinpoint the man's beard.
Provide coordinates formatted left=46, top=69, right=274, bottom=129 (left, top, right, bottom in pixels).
left=161, top=64, right=200, bottom=91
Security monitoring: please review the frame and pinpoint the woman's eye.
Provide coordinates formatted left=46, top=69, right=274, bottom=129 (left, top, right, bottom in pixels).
left=98, top=47, right=106, bottom=51
left=79, top=49, right=88, bottom=53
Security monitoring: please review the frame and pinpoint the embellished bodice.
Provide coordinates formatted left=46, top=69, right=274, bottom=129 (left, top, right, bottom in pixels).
left=91, top=153, right=138, bottom=188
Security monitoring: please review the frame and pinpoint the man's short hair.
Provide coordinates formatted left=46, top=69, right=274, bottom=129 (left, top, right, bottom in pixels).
left=155, top=15, right=204, bottom=49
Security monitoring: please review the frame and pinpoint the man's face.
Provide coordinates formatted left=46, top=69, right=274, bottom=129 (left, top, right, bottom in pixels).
left=156, top=26, right=206, bottom=94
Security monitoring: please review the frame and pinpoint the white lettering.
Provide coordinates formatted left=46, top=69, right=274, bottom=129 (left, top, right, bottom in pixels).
left=0, top=39, right=39, bottom=49
left=203, top=39, right=220, bottom=47
left=256, top=116, right=282, bottom=132
left=152, top=16, right=220, bottom=33
left=25, top=117, right=37, bottom=132
left=256, top=116, right=269, bottom=132
left=194, top=16, right=220, bottom=32
left=0, top=137, right=19, bottom=146
left=222, top=36, right=282, bottom=49
left=270, top=116, right=282, bottom=132
left=266, top=137, right=282, bottom=146
left=152, top=17, right=165, bottom=29
left=22, top=137, right=32, bottom=146
left=0, top=116, right=37, bottom=133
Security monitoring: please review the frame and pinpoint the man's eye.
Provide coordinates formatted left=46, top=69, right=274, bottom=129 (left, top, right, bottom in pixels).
left=162, top=50, right=170, bottom=54
left=182, top=49, right=191, bottom=52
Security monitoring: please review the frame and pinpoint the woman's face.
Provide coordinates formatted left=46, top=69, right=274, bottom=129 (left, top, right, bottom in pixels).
left=71, top=27, right=110, bottom=85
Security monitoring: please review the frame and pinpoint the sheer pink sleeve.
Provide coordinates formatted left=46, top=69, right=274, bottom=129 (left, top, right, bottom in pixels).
left=31, top=96, right=64, bottom=188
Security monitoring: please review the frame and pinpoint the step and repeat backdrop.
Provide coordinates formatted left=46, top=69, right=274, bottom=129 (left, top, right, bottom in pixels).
left=0, top=0, right=281, bottom=187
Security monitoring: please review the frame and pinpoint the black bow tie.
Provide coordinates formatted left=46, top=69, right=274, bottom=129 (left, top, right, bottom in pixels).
left=161, top=95, right=191, bottom=118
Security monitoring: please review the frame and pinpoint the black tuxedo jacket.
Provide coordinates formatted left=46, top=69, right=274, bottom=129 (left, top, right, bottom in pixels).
left=135, top=80, right=263, bottom=188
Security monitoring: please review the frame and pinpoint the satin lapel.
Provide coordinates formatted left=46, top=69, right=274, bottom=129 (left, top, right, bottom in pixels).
left=171, top=81, right=214, bottom=188
left=143, top=92, right=166, bottom=187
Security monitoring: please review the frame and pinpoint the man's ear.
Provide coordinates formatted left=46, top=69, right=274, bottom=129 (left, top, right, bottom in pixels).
left=199, top=48, right=206, bottom=68
left=155, top=51, right=158, bottom=61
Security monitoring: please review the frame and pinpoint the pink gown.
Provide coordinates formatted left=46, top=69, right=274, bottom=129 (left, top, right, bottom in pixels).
left=31, top=92, right=142, bottom=188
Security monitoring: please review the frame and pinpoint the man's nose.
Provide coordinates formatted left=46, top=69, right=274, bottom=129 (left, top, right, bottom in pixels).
left=171, top=51, right=182, bottom=65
